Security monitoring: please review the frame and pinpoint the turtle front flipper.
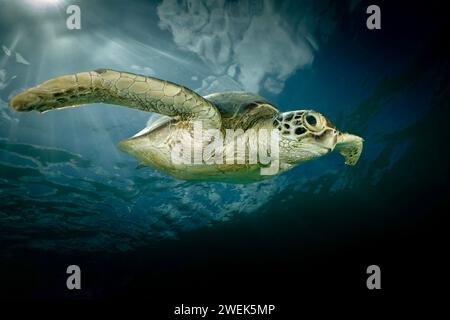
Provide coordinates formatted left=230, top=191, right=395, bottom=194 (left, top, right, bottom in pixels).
left=10, top=69, right=221, bottom=129
left=335, top=133, right=364, bottom=165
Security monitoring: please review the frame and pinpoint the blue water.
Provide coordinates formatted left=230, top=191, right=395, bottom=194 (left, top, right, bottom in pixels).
left=0, top=0, right=447, bottom=261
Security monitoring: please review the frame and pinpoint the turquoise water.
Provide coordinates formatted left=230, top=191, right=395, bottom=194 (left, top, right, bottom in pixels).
left=0, top=0, right=446, bottom=252
left=0, top=0, right=448, bottom=301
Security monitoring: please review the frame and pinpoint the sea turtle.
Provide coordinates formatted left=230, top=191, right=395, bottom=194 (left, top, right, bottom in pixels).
left=10, top=69, right=363, bottom=183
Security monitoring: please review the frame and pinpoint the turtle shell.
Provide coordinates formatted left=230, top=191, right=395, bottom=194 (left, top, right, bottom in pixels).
left=204, top=91, right=279, bottom=130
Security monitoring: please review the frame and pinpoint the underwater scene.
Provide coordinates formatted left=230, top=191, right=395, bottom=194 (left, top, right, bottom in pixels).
left=0, top=0, right=448, bottom=307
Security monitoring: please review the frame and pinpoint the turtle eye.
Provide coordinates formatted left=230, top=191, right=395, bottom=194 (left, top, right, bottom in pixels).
left=303, top=112, right=323, bottom=132
left=305, top=115, right=317, bottom=126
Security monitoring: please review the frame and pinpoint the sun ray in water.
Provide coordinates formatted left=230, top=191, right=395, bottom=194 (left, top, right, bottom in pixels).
left=0, top=0, right=446, bottom=256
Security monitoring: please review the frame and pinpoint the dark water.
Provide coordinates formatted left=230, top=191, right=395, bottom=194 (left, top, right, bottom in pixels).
left=0, top=0, right=448, bottom=307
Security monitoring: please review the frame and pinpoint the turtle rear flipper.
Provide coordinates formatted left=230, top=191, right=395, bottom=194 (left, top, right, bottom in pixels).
left=335, top=133, right=364, bottom=165
left=9, top=69, right=221, bottom=129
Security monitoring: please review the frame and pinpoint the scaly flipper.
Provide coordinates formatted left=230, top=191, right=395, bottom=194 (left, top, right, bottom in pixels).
left=335, top=133, right=364, bottom=165
left=9, top=69, right=221, bottom=129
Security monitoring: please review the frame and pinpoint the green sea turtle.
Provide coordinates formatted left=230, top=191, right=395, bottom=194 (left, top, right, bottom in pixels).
left=10, top=69, right=363, bottom=183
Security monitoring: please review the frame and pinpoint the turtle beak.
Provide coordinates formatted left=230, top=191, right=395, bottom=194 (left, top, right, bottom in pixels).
left=313, top=129, right=338, bottom=153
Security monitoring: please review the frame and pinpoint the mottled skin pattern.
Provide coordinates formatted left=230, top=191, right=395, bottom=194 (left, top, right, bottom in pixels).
left=10, top=69, right=363, bottom=183
left=272, top=110, right=363, bottom=165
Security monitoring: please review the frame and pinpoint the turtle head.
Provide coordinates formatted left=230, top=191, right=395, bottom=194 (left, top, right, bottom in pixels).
left=274, top=110, right=363, bottom=166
